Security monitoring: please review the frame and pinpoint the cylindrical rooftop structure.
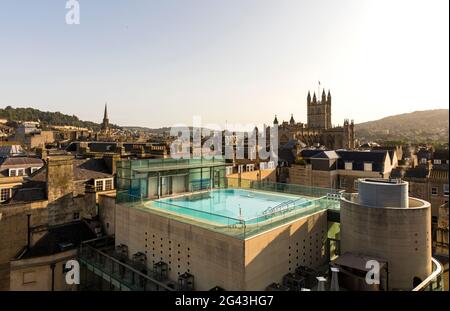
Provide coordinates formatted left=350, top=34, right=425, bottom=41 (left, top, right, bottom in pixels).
left=358, top=178, right=408, bottom=208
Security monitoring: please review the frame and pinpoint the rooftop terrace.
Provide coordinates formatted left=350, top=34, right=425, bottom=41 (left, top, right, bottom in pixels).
left=117, top=178, right=342, bottom=239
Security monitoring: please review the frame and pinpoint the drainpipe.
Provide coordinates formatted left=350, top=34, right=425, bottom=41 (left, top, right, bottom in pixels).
left=50, top=263, right=56, bottom=291
left=27, top=214, right=31, bottom=250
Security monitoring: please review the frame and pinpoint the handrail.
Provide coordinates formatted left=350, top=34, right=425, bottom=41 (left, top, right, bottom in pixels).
left=412, top=257, right=443, bottom=291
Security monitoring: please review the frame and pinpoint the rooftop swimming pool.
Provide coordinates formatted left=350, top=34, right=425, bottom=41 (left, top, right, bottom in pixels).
left=150, top=189, right=316, bottom=225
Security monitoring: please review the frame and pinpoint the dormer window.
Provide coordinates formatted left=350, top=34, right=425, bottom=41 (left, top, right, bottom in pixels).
left=94, top=178, right=114, bottom=192
left=30, top=167, right=42, bottom=174
left=364, top=162, right=373, bottom=172
left=9, top=168, right=26, bottom=177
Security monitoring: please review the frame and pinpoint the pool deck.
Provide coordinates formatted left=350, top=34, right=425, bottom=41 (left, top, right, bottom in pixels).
left=124, top=188, right=332, bottom=239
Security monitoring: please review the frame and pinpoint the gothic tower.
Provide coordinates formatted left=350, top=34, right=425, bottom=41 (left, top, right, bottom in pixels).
left=307, top=89, right=332, bottom=130
left=101, top=103, right=110, bottom=134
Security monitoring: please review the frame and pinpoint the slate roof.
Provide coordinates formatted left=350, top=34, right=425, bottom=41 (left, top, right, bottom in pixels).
left=311, top=151, right=339, bottom=159
left=433, top=150, right=449, bottom=161
left=336, top=150, right=388, bottom=172
left=29, top=158, right=112, bottom=183
left=390, top=168, right=405, bottom=179
left=403, top=167, right=430, bottom=179
left=430, top=164, right=449, bottom=180
left=5, top=178, right=47, bottom=204
left=0, top=156, right=43, bottom=167
left=20, top=221, right=97, bottom=259
left=0, top=145, right=27, bottom=157
left=73, top=158, right=112, bottom=180
left=300, top=149, right=322, bottom=158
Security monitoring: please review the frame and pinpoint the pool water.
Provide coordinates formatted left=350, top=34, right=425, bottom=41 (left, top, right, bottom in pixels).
left=151, top=189, right=313, bottom=225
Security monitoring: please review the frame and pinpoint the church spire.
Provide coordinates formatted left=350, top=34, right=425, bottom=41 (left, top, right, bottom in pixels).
left=104, top=103, right=108, bottom=120
left=101, top=103, right=110, bottom=133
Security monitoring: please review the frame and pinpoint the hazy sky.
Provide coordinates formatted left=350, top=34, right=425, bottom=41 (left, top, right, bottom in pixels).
left=0, top=0, right=448, bottom=128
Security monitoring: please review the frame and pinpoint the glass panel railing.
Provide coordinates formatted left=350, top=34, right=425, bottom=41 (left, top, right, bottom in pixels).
left=78, top=237, right=174, bottom=291
left=116, top=177, right=341, bottom=240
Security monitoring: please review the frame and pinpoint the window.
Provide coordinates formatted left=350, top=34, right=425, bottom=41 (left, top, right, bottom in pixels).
left=73, top=212, right=80, bottom=220
left=340, top=178, right=347, bottom=188
left=95, top=180, right=104, bottom=192
left=344, top=162, right=353, bottom=170
left=0, top=188, right=11, bottom=202
left=105, top=179, right=113, bottom=191
left=95, top=178, right=114, bottom=192
left=354, top=180, right=359, bottom=190
left=434, top=159, right=442, bottom=165
left=420, top=158, right=427, bottom=164
left=444, top=184, right=449, bottom=196
left=364, top=162, right=373, bottom=172
left=30, top=167, right=41, bottom=174
left=9, top=168, right=26, bottom=177
left=431, top=187, right=438, bottom=195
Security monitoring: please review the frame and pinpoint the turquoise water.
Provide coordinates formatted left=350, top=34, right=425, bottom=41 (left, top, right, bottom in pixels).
left=151, top=189, right=313, bottom=225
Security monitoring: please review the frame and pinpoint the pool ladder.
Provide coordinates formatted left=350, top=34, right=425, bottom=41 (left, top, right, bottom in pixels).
left=262, top=198, right=303, bottom=216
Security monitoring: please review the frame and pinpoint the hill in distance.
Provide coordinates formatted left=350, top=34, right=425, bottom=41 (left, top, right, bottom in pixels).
left=0, top=106, right=120, bottom=130
left=355, top=109, right=449, bottom=144
left=2, top=106, right=447, bottom=144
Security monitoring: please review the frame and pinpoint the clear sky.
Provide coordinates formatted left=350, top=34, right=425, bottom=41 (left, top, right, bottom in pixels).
left=0, top=0, right=448, bottom=128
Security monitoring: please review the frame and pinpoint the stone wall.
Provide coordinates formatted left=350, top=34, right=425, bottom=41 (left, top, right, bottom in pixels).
left=0, top=201, right=49, bottom=290
left=10, top=249, right=77, bottom=291
left=115, top=202, right=328, bottom=290
left=288, top=164, right=338, bottom=189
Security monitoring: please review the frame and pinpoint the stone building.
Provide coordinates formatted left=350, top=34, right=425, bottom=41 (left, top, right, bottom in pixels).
left=283, top=149, right=397, bottom=191
left=393, top=149, right=449, bottom=256
left=274, top=90, right=355, bottom=150
left=0, top=154, right=114, bottom=290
